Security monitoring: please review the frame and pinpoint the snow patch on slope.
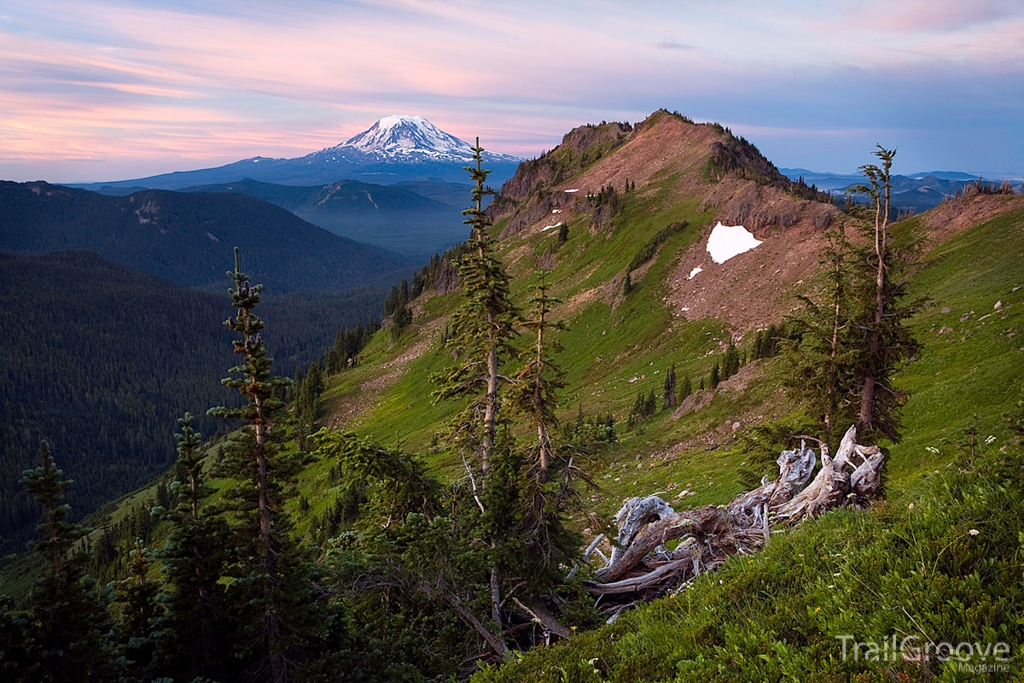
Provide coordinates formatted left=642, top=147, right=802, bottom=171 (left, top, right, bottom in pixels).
left=706, top=222, right=762, bottom=264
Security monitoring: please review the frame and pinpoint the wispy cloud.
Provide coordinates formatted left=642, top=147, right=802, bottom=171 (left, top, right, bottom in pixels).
left=1, top=0, right=1022, bottom=181
left=653, top=38, right=693, bottom=51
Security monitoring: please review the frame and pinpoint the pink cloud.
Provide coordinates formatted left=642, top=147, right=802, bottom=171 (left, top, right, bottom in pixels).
left=1, top=0, right=1022, bottom=181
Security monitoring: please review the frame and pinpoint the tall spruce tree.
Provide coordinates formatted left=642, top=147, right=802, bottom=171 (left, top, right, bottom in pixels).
left=506, top=276, right=583, bottom=629
left=510, top=275, right=566, bottom=482
left=207, top=248, right=314, bottom=683
left=432, top=139, right=519, bottom=645
left=434, top=139, right=519, bottom=478
left=19, top=441, right=114, bottom=683
left=152, top=413, right=232, bottom=681
left=784, top=228, right=859, bottom=445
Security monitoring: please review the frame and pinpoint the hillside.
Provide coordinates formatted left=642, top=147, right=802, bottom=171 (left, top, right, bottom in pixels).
left=323, top=111, right=842, bottom=459
left=470, top=192, right=1024, bottom=682
left=299, top=111, right=1024, bottom=676
left=324, top=113, right=1021, bottom=460
left=0, top=181, right=415, bottom=292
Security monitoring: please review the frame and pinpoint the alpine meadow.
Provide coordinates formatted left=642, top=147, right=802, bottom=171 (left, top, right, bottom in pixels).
left=2, top=103, right=1024, bottom=683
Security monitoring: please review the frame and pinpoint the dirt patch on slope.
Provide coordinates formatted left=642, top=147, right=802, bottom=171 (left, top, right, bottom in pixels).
left=507, top=113, right=725, bottom=238
left=917, top=194, right=1024, bottom=247
left=666, top=219, right=832, bottom=334
left=665, top=191, right=1024, bottom=334
left=326, top=316, right=445, bottom=428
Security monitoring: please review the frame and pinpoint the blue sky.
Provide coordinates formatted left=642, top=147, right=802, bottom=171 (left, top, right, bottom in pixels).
left=2, top=0, right=1022, bottom=182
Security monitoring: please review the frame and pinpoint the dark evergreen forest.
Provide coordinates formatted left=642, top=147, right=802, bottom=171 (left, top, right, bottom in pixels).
left=0, top=250, right=383, bottom=555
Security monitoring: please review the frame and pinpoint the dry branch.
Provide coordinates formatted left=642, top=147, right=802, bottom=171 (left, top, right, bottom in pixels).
left=582, top=425, right=883, bottom=613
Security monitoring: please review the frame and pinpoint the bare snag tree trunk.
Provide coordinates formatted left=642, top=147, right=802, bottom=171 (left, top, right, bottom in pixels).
left=856, top=146, right=894, bottom=434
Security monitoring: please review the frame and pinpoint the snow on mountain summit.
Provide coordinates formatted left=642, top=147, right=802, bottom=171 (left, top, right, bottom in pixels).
left=322, top=115, right=520, bottom=163
left=343, top=115, right=473, bottom=157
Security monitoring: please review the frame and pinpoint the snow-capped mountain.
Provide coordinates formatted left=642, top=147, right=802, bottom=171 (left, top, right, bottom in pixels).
left=72, top=116, right=523, bottom=191
left=314, top=115, right=521, bottom=165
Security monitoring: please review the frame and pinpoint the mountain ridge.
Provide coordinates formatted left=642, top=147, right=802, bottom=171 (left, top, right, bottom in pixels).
left=0, top=181, right=415, bottom=292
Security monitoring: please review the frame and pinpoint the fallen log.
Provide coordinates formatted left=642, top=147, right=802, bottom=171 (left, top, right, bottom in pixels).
left=582, top=425, right=883, bottom=613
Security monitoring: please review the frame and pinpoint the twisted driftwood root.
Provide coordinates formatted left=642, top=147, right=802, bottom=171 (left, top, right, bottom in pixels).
left=581, top=425, right=883, bottom=615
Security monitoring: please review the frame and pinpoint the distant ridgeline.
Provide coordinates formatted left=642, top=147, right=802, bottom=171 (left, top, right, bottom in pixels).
left=180, top=178, right=476, bottom=259
left=0, top=181, right=415, bottom=292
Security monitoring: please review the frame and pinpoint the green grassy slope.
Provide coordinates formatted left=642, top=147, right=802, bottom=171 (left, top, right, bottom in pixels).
left=886, top=207, right=1024, bottom=482
left=465, top=203, right=1024, bottom=682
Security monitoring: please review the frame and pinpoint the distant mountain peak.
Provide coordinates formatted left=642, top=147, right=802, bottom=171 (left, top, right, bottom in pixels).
left=70, top=116, right=523, bottom=192
left=321, top=115, right=520, bottom=164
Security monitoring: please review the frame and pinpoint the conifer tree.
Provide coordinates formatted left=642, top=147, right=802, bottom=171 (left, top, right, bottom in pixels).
left=207, top=248, right=312, bottom=683
left=723, top=342, right=741, bottom=379
left=432, top=139, right=519, bottom=645
left=510, top=275, right=566, bottom=482
left=295, top=361, right=324, bottom=445
left=679, top=373, right=693, bottom=402
left=710, top=360, right=721, bottom=389
left=849, top=147, right=921, bottom=442
left=112, top=541, right=160, bottom=679
left=504, top=277, right=584, bottom=626
left=663, top=364, right=677, bottom=409
left=784, top=228, right=859, bottom=444
left=0, top=595, right=36, bottom=681
left=153, top=413, right=232, bottom=681
left=434, top=139, right=518, bottom=478
left=20, top=441, right=114, bottom=683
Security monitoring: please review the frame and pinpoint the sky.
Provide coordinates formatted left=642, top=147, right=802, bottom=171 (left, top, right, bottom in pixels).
left=2, top=0, right=1022, bottom=183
